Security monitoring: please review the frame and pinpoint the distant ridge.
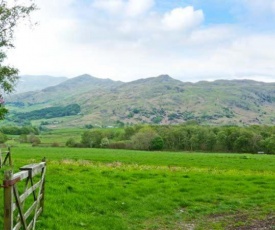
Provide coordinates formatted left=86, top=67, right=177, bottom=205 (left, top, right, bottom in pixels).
left=15, top=75, right=67, bottom=93
left=5, top=74, right=275, bottom=127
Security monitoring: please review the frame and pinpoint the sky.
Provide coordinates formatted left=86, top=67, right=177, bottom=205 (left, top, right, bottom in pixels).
left=6, top=0, right=275, bottom=82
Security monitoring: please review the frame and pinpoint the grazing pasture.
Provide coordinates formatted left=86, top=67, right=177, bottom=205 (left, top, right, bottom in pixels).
left=0, top=147, right=274, bottom=229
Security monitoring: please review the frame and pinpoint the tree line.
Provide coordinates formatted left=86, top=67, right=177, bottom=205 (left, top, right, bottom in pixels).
left=69, top=124, right=275, bottom=154
left=0, top=125, right=40, bottom=143
left=12, top=104, right=81, bottom=121
left=0, top=125, right=39, bottom=135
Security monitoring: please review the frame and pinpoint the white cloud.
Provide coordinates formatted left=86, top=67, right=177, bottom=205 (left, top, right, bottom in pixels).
left=92, top=0, right=124, bottom=14
left=35, top=0, right=75, bottom=18
left=168, top=33, right=275, bottom=81
left=5, top=0, right=275, bottom=83
left=92, top=0, right=154, bottom=17
left=126, top=0, right=155, bottom=17
left=162, top=6, right=204, bottom=31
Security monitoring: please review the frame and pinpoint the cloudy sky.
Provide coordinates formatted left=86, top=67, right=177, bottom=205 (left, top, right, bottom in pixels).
left=7, top=0, right=275, bottom=82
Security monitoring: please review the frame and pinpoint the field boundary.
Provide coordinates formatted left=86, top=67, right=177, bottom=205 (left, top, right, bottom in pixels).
left=3, top=159, right=46, bottom=230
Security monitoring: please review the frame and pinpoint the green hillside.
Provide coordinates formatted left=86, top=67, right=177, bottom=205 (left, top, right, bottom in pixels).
left=4, top=74, right=275, bottom=128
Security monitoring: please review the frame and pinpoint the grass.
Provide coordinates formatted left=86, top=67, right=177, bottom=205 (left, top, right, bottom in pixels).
left=39, top=128, right=83, bottom=144
left=0, top=147, right=274, bottom=229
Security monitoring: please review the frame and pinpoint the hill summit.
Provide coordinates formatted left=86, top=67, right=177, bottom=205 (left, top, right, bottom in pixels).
left=5, top=74, right=275, bottom=127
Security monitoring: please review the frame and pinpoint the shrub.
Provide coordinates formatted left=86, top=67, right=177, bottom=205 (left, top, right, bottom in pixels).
left=81, top=130, right=103, bottom=148
left=19, top=134, right=28, bottom=143
left=131, top=127, right=158, bottom=150
left=66, top=138, right=76, bottom=147
left=150, top=136, right=164, bottom=150
left=151, top=116, right=162, bottom=124
left=124, top=127, right=136, bottom=140
left=0, top=132, right=7, bottom=143
left=100, top=137, right=109, bottom=148
left=28, top=134, right=41, bottom=145
left=85, top=124, right=94, bottom=129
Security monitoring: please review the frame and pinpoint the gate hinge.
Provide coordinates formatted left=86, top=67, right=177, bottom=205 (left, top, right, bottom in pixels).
left=1, top=177, right=20, bottom=188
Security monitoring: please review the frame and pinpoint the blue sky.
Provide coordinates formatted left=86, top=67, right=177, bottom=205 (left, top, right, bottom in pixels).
left=156, top=1, right=235, bottom=24
left=7, top=0, right=275, bottom=82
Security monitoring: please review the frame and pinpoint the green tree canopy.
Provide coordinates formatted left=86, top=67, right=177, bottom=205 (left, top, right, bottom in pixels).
left=81, top=130, right=103, bottom=148
left=0, top=0, right=36, bottom=119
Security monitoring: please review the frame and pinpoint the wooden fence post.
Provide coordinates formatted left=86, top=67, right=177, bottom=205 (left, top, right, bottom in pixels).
left=40, top=158, right=46, bottom=214
left=3, top=170, right=13, bottom=230
left=0, top=147, right=12, bottom=168
left=3, top=159, right=46, bottom=230
left=7, top=147, right=12, bottom=167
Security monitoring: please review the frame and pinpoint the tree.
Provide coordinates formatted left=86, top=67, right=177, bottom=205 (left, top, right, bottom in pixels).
left=0, top=0, right=36, bottom=119
left=19, top=134, right=28, bottom=143
left=150, top=135, right=164, bottom=150
left=205, top=130, right=217, bottom=151
left=100, top=137, right=109, bottom=148
left=233, top=130, right=254, bottom=153
left=131, top=127, right=158, bottom=150
left=66, top=138, right=76, bottom=147
left=27, top=134, right=41, bottom=145
left=261, top=135, right=275, bottom=154
left=81, top=130, right=103, bottom=148
left=124, top=126, right=135, bottom=140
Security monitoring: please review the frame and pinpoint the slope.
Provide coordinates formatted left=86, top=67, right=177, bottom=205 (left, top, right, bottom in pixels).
left=4, top=74, right=275, bottom=127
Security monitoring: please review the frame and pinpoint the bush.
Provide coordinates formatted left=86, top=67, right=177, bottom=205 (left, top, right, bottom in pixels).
left=150, top=136, right=164, bottom=150
left=100, top=137, right=109, bottom=148
left=66, top=138, right=76, bottom=147
left=0, top=132, right=7, bottom=143
left=85, top=124, right=94, bottom=129
left=124, top=127, right=136, bottom=140
left=28, top=134, right=41, bottom=145
left=81, top=130, right=103, bottom=148
left=151, top=116, right=163, bottom=124
left=131, top=127, right=158, bottom=150
left=19, top=134, right=28, bottom=143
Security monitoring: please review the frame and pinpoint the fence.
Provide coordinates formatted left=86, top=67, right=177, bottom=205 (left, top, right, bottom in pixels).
left=3, top=159, right=46, bottom=230
left=0, top=147, right=12, bottom=168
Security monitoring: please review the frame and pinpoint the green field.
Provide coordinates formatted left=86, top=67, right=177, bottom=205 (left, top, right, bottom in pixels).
left=0, top=147, right=274, bottom=229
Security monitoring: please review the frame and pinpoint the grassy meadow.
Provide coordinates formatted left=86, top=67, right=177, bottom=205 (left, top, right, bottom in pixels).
left=0, top=146, right=274, bottom=229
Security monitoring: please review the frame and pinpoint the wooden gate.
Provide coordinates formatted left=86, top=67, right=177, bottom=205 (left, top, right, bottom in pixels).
left=0, top=147, right=12, bottom=168
left=3, top=159, right=46, bottom=230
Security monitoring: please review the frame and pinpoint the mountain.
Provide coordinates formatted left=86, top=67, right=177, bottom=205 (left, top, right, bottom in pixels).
left=8, top=74, right=123, bottom=105
left=14, top=75, right=68, bottom=93
left=4, top=74, right=275, bottom=127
